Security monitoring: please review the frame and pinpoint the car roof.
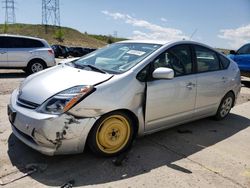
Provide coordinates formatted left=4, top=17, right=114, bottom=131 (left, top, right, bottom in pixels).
left=117, top=39, right=205, bottom=46
left=118, top=39, right=219, bottom=51
left=0, top=34, right=45, bottom=41
left=117, top=39, right=169, bottom=45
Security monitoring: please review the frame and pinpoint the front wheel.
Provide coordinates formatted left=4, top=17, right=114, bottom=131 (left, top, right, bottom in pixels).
left=214, top=92, right=234, bottom=120
left=88, top=112, right=134, bottom=157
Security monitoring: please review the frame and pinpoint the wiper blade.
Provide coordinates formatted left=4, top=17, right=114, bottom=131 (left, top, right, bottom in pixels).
left=85, top=64, right=107, bottom=74
left=74, top=63, right=107, bottom=74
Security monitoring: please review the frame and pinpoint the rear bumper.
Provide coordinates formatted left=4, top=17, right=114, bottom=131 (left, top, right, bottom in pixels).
left=8, top=89, right=98, bottom=156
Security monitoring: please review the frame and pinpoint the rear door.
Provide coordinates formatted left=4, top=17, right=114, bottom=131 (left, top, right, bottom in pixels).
left=193, top=45, right=228, bottom=117
left=145, top=44, right=197, bottom=132
left=6, top=37, right=44, bottom=67
left=0, top=37, right=8, bottom=67
left=7, top=37, right=32, bottom=67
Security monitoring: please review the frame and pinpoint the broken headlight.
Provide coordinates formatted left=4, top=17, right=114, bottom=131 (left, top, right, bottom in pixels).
left=37, top=85, right=94, bottom=115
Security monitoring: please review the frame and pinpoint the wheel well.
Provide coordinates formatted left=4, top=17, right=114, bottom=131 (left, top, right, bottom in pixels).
left=118, top=109, right=139, bottom=138
left=85, top=109, right=139, bottom=154
left=96, top=109, right=139, bottom=138
left=27, top=58, right=47, bottom=68
left=225, top=90, right=236, bottom=107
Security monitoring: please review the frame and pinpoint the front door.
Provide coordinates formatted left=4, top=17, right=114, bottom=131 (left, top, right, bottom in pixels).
left=145, top=44, right=196, bottom=132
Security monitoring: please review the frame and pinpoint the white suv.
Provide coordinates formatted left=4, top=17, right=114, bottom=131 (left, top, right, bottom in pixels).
left=0, top=34, right=55, bottom=74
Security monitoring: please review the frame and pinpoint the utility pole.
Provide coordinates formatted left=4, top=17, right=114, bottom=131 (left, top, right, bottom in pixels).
left=2, top=0, right=16, bottom=24
left=42, top=0, right=60, bottom=33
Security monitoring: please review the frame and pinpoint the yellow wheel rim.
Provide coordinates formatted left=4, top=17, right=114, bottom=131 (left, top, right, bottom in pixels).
left=96, top=115, right=131, bottom=154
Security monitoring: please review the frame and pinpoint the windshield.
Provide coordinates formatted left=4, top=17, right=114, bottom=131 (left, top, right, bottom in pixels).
left=73, top=43, right=162, bottom=74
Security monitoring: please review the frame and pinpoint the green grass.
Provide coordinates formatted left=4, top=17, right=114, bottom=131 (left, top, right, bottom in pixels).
left=89, top=34, right=127, bottom=43
left=0, top=23, right=107, bottom=48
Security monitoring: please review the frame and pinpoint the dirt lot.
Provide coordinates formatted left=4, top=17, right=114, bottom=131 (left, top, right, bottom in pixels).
left=0, top=68, right=250, bottom=188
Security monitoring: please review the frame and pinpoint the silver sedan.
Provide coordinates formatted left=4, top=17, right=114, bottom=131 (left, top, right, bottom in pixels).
left=8, top=40, right=241, bottom=156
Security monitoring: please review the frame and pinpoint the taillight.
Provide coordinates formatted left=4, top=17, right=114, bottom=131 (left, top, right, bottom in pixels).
left=48, top=49, right=54, bottom=54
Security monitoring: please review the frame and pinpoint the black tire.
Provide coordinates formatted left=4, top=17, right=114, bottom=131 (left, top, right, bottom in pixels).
left=87, top=111, right=134, bottom=157
left=26, top=60, right=46, bottom=75
left=214, top=92, right=235, bottom=120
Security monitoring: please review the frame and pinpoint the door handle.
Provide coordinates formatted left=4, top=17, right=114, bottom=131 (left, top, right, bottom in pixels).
left=186, top=82, right=195, bottom=89
left=0, top=52, right=7, bottom=54
left=222, top=77, right=228, bottom=82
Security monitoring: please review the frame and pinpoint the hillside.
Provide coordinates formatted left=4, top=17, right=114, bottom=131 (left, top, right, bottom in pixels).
left=89, top=34, right=127, bottom=43
left=0, top=23, right=107, bottom=48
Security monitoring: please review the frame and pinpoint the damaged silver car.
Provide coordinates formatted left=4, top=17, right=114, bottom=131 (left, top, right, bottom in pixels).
left=8, top=40, right=241, bottom=156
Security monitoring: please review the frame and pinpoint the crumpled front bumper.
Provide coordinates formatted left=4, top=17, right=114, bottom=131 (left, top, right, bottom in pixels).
left=8, top=89, right=98, bottom=156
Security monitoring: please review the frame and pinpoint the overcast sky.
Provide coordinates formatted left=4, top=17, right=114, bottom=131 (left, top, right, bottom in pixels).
left=1, top=0, right=250, bottom=49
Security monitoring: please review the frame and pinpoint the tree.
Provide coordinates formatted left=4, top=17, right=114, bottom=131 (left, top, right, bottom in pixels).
left=107, top=35, right=114, bottom=44
left=54, top=28, right=64, bottom=42
left=3, top=22, right=8, bottom=33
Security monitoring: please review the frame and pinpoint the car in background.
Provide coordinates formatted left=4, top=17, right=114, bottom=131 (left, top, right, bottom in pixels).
left=0, top=34, right=55, bottom=74
left=68, top=47, right=96, bottom=57
left=228, top=43, right=250, bottom=77
left=8, top=40, right=241, bottom=157
left=51, top=44, right=69, bottom=58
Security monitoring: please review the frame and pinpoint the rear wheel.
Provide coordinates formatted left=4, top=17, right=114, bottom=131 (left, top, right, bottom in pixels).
left=26, top=60, right=46, bottom=74
left=214, top=92, right=234, bottom=120
left=88, top=112, right=134, bottom=157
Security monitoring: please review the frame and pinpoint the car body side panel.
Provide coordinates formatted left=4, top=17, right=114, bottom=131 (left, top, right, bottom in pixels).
left=195, top=60, right=240, bottom=116
left=145, top=74, right=196, bottom=132
left=7, top=48, right=55, bottom=67
left=68, top=71, right=146, bottom=136
left=194, top=70, right=228, bottom=116
left=0, top=48, right=8, bottom=66
left=7, top=48, right=33, bottom=67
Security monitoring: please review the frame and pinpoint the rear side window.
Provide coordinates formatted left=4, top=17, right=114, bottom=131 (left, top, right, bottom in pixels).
left=219, top=55, right=230, bottom=69
left=194, top=45, right=220, bottom=73
left=0, top=37, right=8, bottom=48
left=153, top=45, right=193, bottom=77
left=22, top=38, right=45, bottom=48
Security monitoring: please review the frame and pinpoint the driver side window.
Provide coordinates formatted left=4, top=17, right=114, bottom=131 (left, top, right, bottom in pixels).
left=153, top=45, right=193, bottom=77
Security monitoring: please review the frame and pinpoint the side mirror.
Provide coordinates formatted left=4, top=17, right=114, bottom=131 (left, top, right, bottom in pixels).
left=229, top=50, right=236, bottom=55
left=152, top=67, right=174, bottom=79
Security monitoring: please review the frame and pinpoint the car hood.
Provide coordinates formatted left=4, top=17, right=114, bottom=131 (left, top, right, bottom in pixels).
left=58, top=57, right=80, bottom=65
left=18, top=65, right=113, bottom=104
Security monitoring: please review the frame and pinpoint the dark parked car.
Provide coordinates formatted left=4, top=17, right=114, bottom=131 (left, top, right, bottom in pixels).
left=68, top=47, right=96, bottom=57
left=228, top=43, right=250, bottom=77
left=51, top=45, right=69, bottom=58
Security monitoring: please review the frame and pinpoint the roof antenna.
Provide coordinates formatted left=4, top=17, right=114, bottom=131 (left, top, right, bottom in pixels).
left=189, top=29, right=198, bottom=40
